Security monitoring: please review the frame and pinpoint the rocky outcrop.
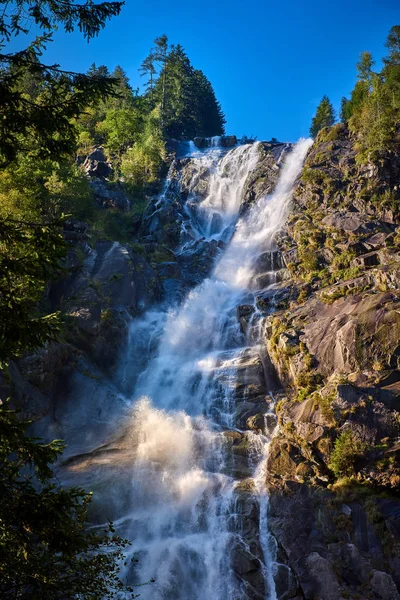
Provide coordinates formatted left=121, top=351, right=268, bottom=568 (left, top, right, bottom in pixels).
left=81, top=147, right=113, bottom=179
left=242, top=142, right=291, bottom=207
left=7, top=226, right=164, bottom=449
left=262, top=125, right=400, bottom=598
left=90, top=180, right=131, bottom=210
left=140, top=142, right=291, bottom=249
left=269, top=485, right=400, bottom=600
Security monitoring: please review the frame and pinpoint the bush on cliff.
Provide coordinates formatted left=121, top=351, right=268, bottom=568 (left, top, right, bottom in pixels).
left=329, top=431, right=366, bottom=478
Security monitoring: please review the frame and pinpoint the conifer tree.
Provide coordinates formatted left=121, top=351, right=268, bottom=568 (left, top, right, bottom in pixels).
left=0, top=1, right=123, bottom=166
left=340, top=96, right=352, bottom=123
left=152, top=35, right=169, bottom=122
left=152, top=43, right=225, bottom=138
left=0, top=3, right=149, bottom=597
left=383, top=25, right=400, bottom=103
left=140, top=54, right=157, bottom=102
left=193, top=70, right=226, bottom=136
left=356, top=51, right=375, bottom=82
left=309, top=95, right=336, bottom=138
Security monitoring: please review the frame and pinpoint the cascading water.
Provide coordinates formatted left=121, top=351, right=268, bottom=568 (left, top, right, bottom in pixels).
left=67, top=138, right=312, bottom=599
left=182, top=142, right=261, bottom=243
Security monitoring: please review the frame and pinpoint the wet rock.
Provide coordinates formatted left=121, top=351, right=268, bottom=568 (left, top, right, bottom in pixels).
left=254, top=251, right=284, bottom=273
left=31, top=358, right=128, bottom=458
left=193, top=137, right=209, bottom=149
left=273, top=562, right=298, bottom=600
left=46, top=240, right=162, bottom=380
left=237, top=305, right=255, bottom=318
left=246, top=413, right=270, bottom=433
left=192, top=135, right=237, bottom=149
left=179, top=161, right=210, bottom=198
left=231, top=542, right=266, bottom=600
left=220, top=135, right=237, bottom=148
left=255, top=294, right=271, bottom=311
left=242, top=143, right=291, bottom=206
left=267, top=437, right=313, bottom=485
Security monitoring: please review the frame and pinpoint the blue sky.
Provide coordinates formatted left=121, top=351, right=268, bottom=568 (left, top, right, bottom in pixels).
left=9, top=0, right=400, bottom=141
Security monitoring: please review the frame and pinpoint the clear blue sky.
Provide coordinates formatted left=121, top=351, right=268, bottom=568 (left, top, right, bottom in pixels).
left=11, top=0, right=400, bottom=141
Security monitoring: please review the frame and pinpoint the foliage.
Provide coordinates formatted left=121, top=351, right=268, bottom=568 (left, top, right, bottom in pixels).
left=351, top=73, right=398, bottom=162
left=342, top=26, right=400, bottom=162
left=340, top=96, right=352, bottom=123
left=0, top=1, right=123, bottom=166
left=97, top=106, right=144, bottom=158
left=0, top=3, right=150, bottom=597
left=0, top=218, right=66, bottom=367
left=120, top=107, right=166, bottom=186
left=73, top=35, right=226, bottom=186
left=329, top=430, right=366, bottom=478
left=310, top=95, right=335, bottom=138
left=0, top=156, right=93, bottom=222
left=143, top=38, right=226, bottom=138
left=0, top=401, right=142, bottom=599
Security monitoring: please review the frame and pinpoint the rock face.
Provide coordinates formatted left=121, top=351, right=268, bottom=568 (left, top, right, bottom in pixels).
left=82, top=147, right=113, bottom=179
left=6, top=128, right=400, bottom=598
left=242, top=142, right=292, bottom=207
left=262, top=124, right=400, bottom=598
left=8, top=140, right=287, bottom=453
left=90, top=180, right=131, bottom=210
left=4, top=226, right=165, bottom=453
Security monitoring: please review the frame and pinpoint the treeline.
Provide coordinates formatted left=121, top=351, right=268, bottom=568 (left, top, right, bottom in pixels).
left=0, top=35, right=227, bottom=279
left=310, top=25, right=400, bottom=163
left=76, top=36, right=225, bottom=185
left=0, top=34, right=226, bottom=230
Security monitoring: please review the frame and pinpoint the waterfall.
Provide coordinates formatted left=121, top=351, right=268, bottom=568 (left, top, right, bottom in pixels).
left=182, top=142, right=261, bottom=243
left=72, top=138, right=312, bottom=599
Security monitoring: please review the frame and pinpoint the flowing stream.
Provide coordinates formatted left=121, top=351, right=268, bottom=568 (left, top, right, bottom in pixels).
left=69, top=138, right=312, bottom=599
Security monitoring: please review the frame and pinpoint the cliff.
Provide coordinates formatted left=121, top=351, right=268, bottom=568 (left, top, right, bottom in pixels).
left=4, top=133, right=400, bottom=599
left=264, top=125, right=400, bottom=600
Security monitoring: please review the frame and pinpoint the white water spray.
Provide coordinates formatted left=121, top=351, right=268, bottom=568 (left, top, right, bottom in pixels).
left=183, top=142, right=261, bottom=241
left=71, top=138, right=312, bottom=599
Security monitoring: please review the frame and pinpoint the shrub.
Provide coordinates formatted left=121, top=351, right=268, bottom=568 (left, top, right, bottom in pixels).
left=329, top=431, right=366, bottom=478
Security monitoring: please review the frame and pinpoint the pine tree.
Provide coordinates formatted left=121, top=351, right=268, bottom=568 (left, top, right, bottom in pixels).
left=384, top=26, right=400, bottom=66
left=347, top=26, right=400, bottom=162
left=140, top=54, right=157, bottom=102
left=0, top=1, right=123, bottom=166
left=110, top=65, right=134, bottom=107
left=87, top=63, right=111, bottom=78
left=356, top=51, right=375, bottom=82
left=309, top=95, right=336, bottom=138
left=383, top=25, right=400, bottom=106
left=0, top=4, right=149, bottom=595
left=193, top=70, right=226, bottom=136
left=152, top=43, right=225, bottom=138
left=152, top=35, right=169, bottom=123
left=340, top=96, right=351, bottom=123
